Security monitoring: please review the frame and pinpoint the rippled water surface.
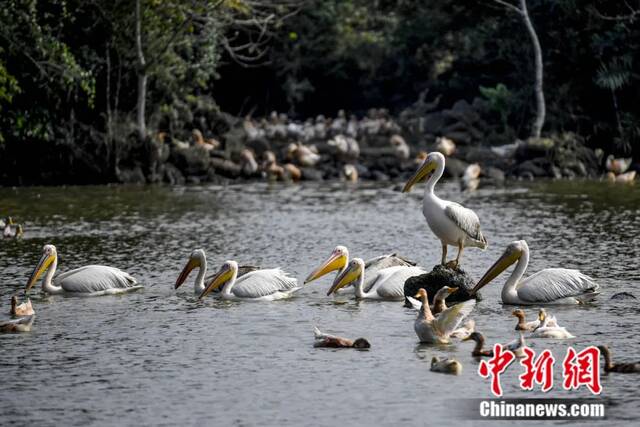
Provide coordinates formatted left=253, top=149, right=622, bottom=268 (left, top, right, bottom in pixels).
left=1, top=180, right=639, bottom=426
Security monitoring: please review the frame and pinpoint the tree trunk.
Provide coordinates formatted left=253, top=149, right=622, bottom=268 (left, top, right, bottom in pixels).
left=519, top=0, right=545, bottom=138
left=135, top=0, right=147, bottom=141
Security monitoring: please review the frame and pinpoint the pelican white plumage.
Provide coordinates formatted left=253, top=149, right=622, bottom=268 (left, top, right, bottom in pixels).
left=402, top=152, right=487, bottom=268
left=470, top=240, right=600, bottom=305
left=413, top=288, right=476, bottom=344
left=175, top=249, right=259, bottom=295
left=327, top=258, right=426, bottom=300
left=199, top=260, right=300, bottom=301
left=304, top=245, right=416, bottom=294
left=25, top=244, right=142, bottom=296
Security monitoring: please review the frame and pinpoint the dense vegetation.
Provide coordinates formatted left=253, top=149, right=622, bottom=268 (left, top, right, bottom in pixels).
left=0, top=0, right=638, bottom=184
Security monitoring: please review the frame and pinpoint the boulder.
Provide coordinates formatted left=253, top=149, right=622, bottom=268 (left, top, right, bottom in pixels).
left=443, top=157, right=468, bottom=178
left=170, top=146, right=211, bottom=176
left=163, top=162, right=185, bottom=185
left=301, top=167, right=324, bottom=181
left=404, top=264, right=481, bottom=305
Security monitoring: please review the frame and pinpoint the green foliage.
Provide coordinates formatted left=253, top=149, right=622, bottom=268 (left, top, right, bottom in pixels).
left=480, top=83, right=513, bottom=129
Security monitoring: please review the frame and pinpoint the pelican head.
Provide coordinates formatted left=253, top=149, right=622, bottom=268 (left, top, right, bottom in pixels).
left=402, top=152, right=444, bottom=193
left=470, top=240, right=528, bottom=294
left=353, top=338, right=371, bottom=349
left=175, top=249, right=205, bottom=289
left=305, top=246, right=349, bottom=284
left=26, top=244, right=57, bottom=292
left=199, top=260, right=237, bottom=299
left=327, top=258, right=364, bottom=296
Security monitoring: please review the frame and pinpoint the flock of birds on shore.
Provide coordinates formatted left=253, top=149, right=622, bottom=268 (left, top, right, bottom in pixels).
left=3, top=152, right=639, bottom=378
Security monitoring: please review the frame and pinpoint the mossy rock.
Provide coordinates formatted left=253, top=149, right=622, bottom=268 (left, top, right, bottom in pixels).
left=404, top=264, right=481, bottom=305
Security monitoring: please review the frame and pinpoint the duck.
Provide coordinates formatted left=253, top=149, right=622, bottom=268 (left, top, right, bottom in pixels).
left=597, top=345, right=640, bottom=373
left=462, top=331, right=527, bottom=358
left=313, top=327, right=370, bottom=349
left=435, top=136, right=456, bottom=157
left=430, top=356, right=462, bottom=375
left=407, top=286, right=459, bottom=315
left=413, top=288, right=476, bottom=344
left=342, top=164, right=358, bottom=182
left=10, top=296, right=34, bottom=317
left=605, top=155, right=632, bottom=175
left=390, top=135, right=410, bottom=160
left=450, top=319, right=475, bottom=340
left=512, top=309, right=540, bottom=331
left=0, top=315, right=35, bottom=333
left=607, top=171, right=636, bottom=183
left=530, top=311, right=574, bottom=339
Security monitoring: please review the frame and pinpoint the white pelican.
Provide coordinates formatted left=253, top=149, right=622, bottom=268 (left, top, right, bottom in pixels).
left=470, top=240, right=600, bottom=305
left=304, top=245, right=416, bottom=294
left=328, top=258, right=426, bottom=300
left=430, top=356, right=462, bottom=375
left=1, top=315, right=34, bottom=333
left=530, top=311, right=574, bottom=339
left=313, top=327, right=370, bottom=348
left=462, top=332, right=526, bottom=358
left=199, top=260, right=300, bottom=301
left=11, top=296, right=34, bottom=317
left=26, top=244, right=142, bottom=296
left=175, top=249, right=259, bottom=294
left=402, top=152, right=487, bottom=268
left=597, top=345, right=640, bottom=373
left=413, top=288, right=476, bottom=344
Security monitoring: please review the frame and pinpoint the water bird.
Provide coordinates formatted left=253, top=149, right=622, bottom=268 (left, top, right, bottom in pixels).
left=327, top=258, right=426, bottom=300
left=25, top=244, right=142, bottom=296
left=450, top=319, right=475, bottom=340
left=175, top=249, right=259, bottom=294
left=406, top=286, right=459, bottom=315
left=305, top=246, right=415, bottom=294
left=470, top=240, right=599, bottom=305
left=341, top=164, right=358, bottom=182
left=199, top=260, right=300, bottom=301
left=607, top=171, right=636, bottom=183
left=390, top=134, right=410, bottom=160
left=413, top=288, right=475, bottom=344
left=313, top=327, right=370, bottom=349
left=461, top=163, right=481, bottom=192
left=0, top=315, right=34, bottom=333
left=597, top=345, right=640, bottom=373
left=462, top=331, right=526, bottom=358
left=3, top=216, right=15, bottom=238
left=512, top=309, right=542, bottom=331
left=605, top=155, right=632, bottom=175
left=4, top=223, right=23, bottom=239
left=434, top=136, right=456, bottom=157
left=430, top=356, right=462, bottom=375
left=530, top=310, right=574, bottom=339
left=402, top=152, right=487, bottom=268
left=10, top=296, right=34, bottom=317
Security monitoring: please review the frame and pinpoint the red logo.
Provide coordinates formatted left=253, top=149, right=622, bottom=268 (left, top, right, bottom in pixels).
left=519, top=348, right=555, bottom=392
left=563, top=346, right=602, bottom=395
left=478, top=344, right=516, bottom=397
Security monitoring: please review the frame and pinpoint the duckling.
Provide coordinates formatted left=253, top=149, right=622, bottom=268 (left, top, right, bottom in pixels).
left=435, top=136, right=456, bottom=157
left=450, top=319, right=475, bottom=340
left=431, top=356, right=462, bottom=375
left=10, top=296, right=34, bottom=317
left=0, top=315, right=34, bottom=333
left=597, top=345, right=640, bottom=373
left=313, top=327, right=370, bottom=349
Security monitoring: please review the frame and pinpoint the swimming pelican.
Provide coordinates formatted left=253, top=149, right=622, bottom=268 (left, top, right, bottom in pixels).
left=430, top=356, right=462, bottom=375
left=597, top=345, right=640, bottom=373
left=470, top=240, right=600, bottom=305
left=10, top=296, right=34, bottom=317
left=25, top=244, right=142, bottom=296
left=0, top=315, right=34, bottom=333
left=413, top=288, right=476, bottom=344
left=304, top=245, right=415, bottom=294
left=402, top=152, right=487, bottom=268
left=199, top=260, right=300, bottom=301
left=328, top=258, right=426, bottom=300
left=530, top=311, right=574, bottom=339
left=175, top=249, right=259, bottom=294
left=313, top=327, right=370, bottom=349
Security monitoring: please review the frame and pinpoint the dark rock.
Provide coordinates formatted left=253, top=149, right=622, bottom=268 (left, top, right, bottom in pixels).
left=171, top=146, right=211, bottom=176
left=210, top=157, right=241, bottom=178
left=404, top=264, right=481, bottom=304
left=117, top=166, right=146, bottom=184
left=443, top=157, right=468, bottom=178
left=301, top=167, right=324, bottom=181
left=370, top=170, right=389, bottom=181
left=443, top=131, right=471, bottom=145
left=246, top=137, right=271, bottom=157
left=515, top=138, right=554, bottom=162
left=610, top=292, right=636, bottom=300
left=515, top=159, right=549, bottom=178
left=186, top=176, right=201, bottom=184
left=163, top=162, right=185, bottom=185
left=483, top=167, right=505, bottom=181
left=422, top=112, right=446, bottom=135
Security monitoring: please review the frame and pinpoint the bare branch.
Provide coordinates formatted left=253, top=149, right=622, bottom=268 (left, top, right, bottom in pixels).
left=491, top=0, right=523, bottom=15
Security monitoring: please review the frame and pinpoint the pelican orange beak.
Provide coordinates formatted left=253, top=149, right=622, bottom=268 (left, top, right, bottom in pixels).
left=199, top=264, right=234, bottom=299
left=327, top=262, right=362, bottom=296
left=470, top=248, right=521, bottom=295
left=26, top=252, right=55, bottom=292
left=402, top=156, right=436, bottom=193
left=175, top=257, right=199, bottom=289
left=305, top=251, right=347, bottom=284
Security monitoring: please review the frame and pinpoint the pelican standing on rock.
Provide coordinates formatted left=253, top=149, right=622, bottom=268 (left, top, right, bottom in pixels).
left=305, top=246, right=416, bottom=294
left=26, top=244, right=142, bottom=296
left=402, top=152, right=487, bottom=268
left=199, top=260, right=300, bottom=301
left=413, top=288, right=476, bottom=344
left=327, top=258, right=426, bottom=300
left=470, top=240, right=600, bottom=305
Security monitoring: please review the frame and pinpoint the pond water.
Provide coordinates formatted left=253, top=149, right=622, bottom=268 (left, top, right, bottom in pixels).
left=1, top=180, right=639, bottom=426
